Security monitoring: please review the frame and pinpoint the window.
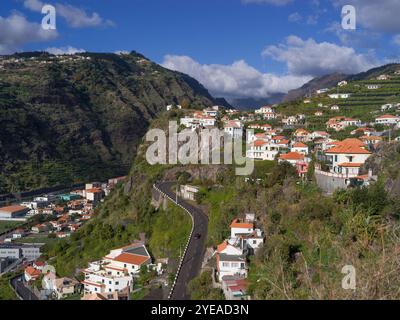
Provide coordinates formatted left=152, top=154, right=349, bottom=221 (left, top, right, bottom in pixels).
left=115, top=281, right=119, bottom=285
left=124, top=264, right=127, bottom=268
left=222, top=262, right=229, bottom=267
left=253, top=240, right=257, bottom=244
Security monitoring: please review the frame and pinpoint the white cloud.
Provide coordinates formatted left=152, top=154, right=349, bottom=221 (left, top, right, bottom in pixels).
left=23, top=0, right=43, bottom=11
left=46, top=46, right=85, bottom=55
left=0, top=13, right=58, bottom=54
left=162, top=55, right=311, bottom=98
left=241, top=0, right=293, bottom=5
left=23, top=0, right=114, bottom=28
left=334, top=0, right=400, bottom=33
left=325, top=22, right=381, bottom=49
left=263, top=35, right=378, bottom=77
left=288, top=12, right=302, bottom=23
left=392, top=35, right=400, bottom=47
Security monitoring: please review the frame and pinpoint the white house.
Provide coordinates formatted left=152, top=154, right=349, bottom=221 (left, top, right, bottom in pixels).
left=282, top=116, right=299, bottom=126
left=338, top=80, right=348, bottom=87
left=291, top=142, right=309, bottom=155
left=331, top=105, right=340, bottom=111
left=247, top=140, right=280, bottom=161
left=203, top=108, right=218, bottom=118
left=328, top=93, right=351, bottom=99
left=278, top=151, right=306, bottom=166
left=326, top=117, right=362, bottom=131
left=224, top=120, right=244, bottom=139
left=309, top=131, right=330, bottom=140
left=263, top=112, right=277, bottom=120
left=166, top=104, right=182, bottom=111
left=375, top=114, right=400, bottom=125
left=43, top=273, right=79, bottom=300
left=24, top=266, right=41, bottom=282
left=325, top=138, right=372, bottom=177
left=255, top=106, right=276, bottom=114
left=366, top=84, right=380, bottom=90
left=83, top=242, right=152, bottom=295
left=230, top=219, right=254, bottom=238
left=216, top=253, right=247, bottom=282
left=377, top=74, right=389, bottom=80
left=381, top=104, right=393, bottom=112
left=85, top=188, right=103, bottom=204
left=316, top=88, right=329, bottom=94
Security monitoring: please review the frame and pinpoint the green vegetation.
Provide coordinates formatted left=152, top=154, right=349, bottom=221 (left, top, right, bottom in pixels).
left=44, top=117, right=192, bottom=276
left=149, top=203, right=191, bottom=259
left=188, top=271, right=225, bottom=300
left=0, top=221, right=22, bottom=234
left=0, top=51, right=217, bottom=193
left=0, top=273, right=19, bottom=300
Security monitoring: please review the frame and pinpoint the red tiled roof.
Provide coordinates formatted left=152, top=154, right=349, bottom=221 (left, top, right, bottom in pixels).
left=217, top=241, right=228, bottom=253
left=230, top=219, right=254, bottom=229
left=25, top=266, right=41, bottom=277
left=377, top=114, right=400, bottom=119
left=293, top=142, right=307, bottom=148
left=0, top=205, right=28, bottom=212
left=254, top=140, right=267, bottom=147
left=338, top=162, right=363, bottom=168
left=113, top=253, right=150, bottom=266
left=86, top=188, right=103, bottom=194
left=279, top=152, right=304, bottom=161
left=326, top=138, right=371, bottom=154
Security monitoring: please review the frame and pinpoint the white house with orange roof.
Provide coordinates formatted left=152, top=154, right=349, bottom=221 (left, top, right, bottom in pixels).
left=325, top=138, right=372, bottom=177
left=246, top=140, right=280, bottom=161
left=309, top=131, right=330, bottom=140
left=293, top=128, right=310, bottom=142
left=82, top=242, right=151, bottom=295
left=291, top=142, right=309, bottom=155
left=326, top=117, right=362, bottom=131
left=230, top=219, right=254, bottom=238
left=278, top=151, right=305, bottom=166
left=24, top=266, right=41, bottom=282
left=375, top=114, right=400, bottom=126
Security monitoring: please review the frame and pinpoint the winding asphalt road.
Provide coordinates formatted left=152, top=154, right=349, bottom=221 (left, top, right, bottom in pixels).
left=154, top=182, right=208, bottom=300
left=10, top=274, right=39, bottom=300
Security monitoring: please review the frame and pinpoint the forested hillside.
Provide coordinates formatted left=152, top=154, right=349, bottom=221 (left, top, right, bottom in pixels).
left=0, top=51, right=217, bottom=193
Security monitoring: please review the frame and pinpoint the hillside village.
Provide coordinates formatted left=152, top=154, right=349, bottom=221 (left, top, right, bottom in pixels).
left=1, top=65, right=400, bottom=301
left=172, top=66, right=400, bottom=194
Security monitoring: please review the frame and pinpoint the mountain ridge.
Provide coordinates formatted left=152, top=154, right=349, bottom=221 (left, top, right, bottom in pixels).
left=0, top=50, right=219, bottom=193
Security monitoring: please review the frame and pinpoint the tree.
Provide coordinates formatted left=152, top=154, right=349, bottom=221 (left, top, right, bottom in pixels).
left=188, top=271, right=225, bottom=300
left=180, top=98, right=190, bottom=109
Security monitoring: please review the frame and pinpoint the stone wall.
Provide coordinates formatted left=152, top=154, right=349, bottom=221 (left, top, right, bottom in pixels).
left=315, top=169, right=349, bottom=194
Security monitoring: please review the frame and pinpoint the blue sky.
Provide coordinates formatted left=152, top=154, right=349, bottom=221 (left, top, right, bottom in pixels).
left=1, top=0, right=400, bottom=99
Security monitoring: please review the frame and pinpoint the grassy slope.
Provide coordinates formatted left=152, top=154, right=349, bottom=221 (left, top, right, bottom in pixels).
left=44, top=116, right=191, bottom=276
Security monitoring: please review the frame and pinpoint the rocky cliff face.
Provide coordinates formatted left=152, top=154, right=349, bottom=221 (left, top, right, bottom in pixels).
left=362, top=142, right=400, bottom=197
